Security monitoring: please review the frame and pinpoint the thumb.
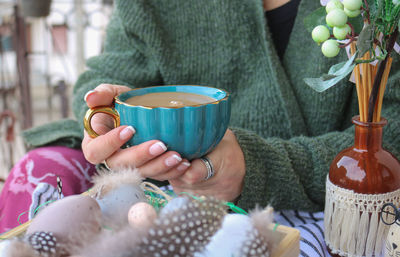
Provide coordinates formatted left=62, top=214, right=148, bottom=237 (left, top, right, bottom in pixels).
left=84, top=84, right=132, bottom=108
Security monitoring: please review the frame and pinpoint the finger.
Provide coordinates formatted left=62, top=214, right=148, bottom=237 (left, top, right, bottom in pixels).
left=134, top=152, right=186, bottom=179
left=168, top=157, right=223, bottom=198
left=90, top=113, right=116, bottom=135
left=148, top=158, right=191, bottom=181
left=102, top=140, right=168, bottom=169
left=84, top=84, right=131, bottom=108
left=82, top=125, right=135, bottom=164
left=107, top=145, right=186, bottom=178
left=170, top=159, right=209, bottom=185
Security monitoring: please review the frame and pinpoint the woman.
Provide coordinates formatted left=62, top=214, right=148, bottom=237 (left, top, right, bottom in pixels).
left=1, top=0, right=399, bottom=233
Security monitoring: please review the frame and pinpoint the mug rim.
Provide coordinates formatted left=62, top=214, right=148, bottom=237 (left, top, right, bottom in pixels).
left=114, top=85, right=230, bottom=109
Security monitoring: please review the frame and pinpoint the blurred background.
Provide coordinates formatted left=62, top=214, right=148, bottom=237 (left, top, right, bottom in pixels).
left=0, top=0, right=113, bottom=190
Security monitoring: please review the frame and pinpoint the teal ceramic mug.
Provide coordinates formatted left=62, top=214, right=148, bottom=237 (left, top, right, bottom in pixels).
left=83, top=85, right=231, bottom=160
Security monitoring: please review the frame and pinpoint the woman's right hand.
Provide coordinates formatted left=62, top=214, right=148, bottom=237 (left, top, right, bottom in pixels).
left=81, top=84, right=191, bottom=180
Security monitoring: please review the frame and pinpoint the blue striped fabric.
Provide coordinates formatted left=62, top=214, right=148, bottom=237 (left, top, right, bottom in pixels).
left=275, top=211, right=329, bottom=257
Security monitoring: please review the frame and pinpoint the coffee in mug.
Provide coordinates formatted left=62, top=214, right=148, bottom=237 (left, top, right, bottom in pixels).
left=125, top=92, right=216, bottom=108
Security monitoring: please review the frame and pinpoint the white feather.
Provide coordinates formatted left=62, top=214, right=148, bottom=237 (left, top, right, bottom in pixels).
left=195, top=214, right=252, bottom=257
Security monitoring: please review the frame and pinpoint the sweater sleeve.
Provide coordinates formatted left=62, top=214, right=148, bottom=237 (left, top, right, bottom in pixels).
left=72, top=3, right=163, bottom=132
left=234, top=58, right=400, bottom=212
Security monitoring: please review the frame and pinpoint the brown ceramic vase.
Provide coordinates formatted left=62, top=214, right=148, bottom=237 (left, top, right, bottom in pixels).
left=329, top=116, right=400, bottom=194
left=326, top=116, right=400, bottom=257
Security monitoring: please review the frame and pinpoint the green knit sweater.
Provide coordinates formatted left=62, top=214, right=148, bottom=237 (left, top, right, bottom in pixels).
left=23, top=0, right=400, bottom=211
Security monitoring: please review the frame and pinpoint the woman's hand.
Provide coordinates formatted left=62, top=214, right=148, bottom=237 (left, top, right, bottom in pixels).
left=81, top=84, right=192, bottom=179
left=169, top=129, right=246, bottom=202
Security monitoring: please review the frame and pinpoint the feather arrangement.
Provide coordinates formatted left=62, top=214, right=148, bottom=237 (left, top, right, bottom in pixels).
left=0, top=168, right=279, bottom=257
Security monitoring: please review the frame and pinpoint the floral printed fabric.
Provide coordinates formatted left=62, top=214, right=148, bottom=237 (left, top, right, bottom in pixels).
left=0, top=146, right=96, bottom=233
left=29, top=182, right=63, bottom=220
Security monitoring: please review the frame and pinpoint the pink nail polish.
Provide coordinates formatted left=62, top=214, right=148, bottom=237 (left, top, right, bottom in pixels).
left=177, top=161, right=191, bottom=171
left=84, top=90, right=96, bottom=101
left=149, top=142, right=167, bottom=156
left=120, top=126, right=135, bottom=140
left=165, top=154, right=182, bottom=167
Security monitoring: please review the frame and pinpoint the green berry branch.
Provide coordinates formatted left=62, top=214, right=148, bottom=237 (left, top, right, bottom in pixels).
left=311, top=0, right=364, bottom=58
left=305, top=0, right=400, bottom=122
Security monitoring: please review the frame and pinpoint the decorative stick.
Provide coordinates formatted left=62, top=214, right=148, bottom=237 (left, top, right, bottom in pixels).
left=371, top=63, right=378, bottom=121
left=365, top=51, right=374, bottom=122
left=373, top=90, right=379, bottom=122
left=375, top=57, right=393, bottom=122
left=372, top=63, right=378, bottom=80
left=366, top=52, right=372, bottom=100
left=351, top=43, right=365, bottom=121
left=362, top=59, right=369, bottom=122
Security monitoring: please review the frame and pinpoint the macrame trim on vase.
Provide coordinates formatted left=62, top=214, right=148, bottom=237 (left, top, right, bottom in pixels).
left=324, top=176, right=400, bottom=257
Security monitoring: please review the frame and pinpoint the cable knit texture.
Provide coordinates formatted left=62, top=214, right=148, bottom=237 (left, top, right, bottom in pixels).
left=22, top=0, right=400, bottom=211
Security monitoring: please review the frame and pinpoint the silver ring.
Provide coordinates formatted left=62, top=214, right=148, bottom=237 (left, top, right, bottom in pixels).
left=200, top=156, right=215, bottom=181
left=102, top=159, right=111, bottom=170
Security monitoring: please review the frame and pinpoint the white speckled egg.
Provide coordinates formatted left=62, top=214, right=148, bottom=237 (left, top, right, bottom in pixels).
left=26, top=194, right=102, bottom=244
left=96, top=184, right=146, bottom=222
left=128, top=202, right=157, bottom=229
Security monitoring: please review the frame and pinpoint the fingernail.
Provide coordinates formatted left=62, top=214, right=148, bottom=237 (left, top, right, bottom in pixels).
left=120, top=126, right=135, bottom=140
left=165, top=154, right=182, bottom=167
left=84, top=90, right=96, bottom=101
left=177, top=161, right=191, bottom=171
left=149, top=142, right=167, bottom=156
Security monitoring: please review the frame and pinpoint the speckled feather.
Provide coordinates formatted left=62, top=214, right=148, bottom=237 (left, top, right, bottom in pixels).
left=26, top=231, right=58, bottom=257
left=239, top=229, right=270, bottom=257
left=238, top=206, right=275, bottom=256
left=137, top=197, right=227, bottom=257
left=250, top=206, right=276, bottom=254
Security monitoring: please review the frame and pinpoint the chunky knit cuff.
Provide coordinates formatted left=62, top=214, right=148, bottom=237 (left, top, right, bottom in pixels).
left=231, top=127, right=355, bottom=211
left=230, top=127, right=271, bottom=210
left=232, top=127, right=317, bottom=211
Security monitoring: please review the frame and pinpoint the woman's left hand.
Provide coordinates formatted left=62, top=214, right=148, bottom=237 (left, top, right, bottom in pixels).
left=169, top=129, right=246, bottom=202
